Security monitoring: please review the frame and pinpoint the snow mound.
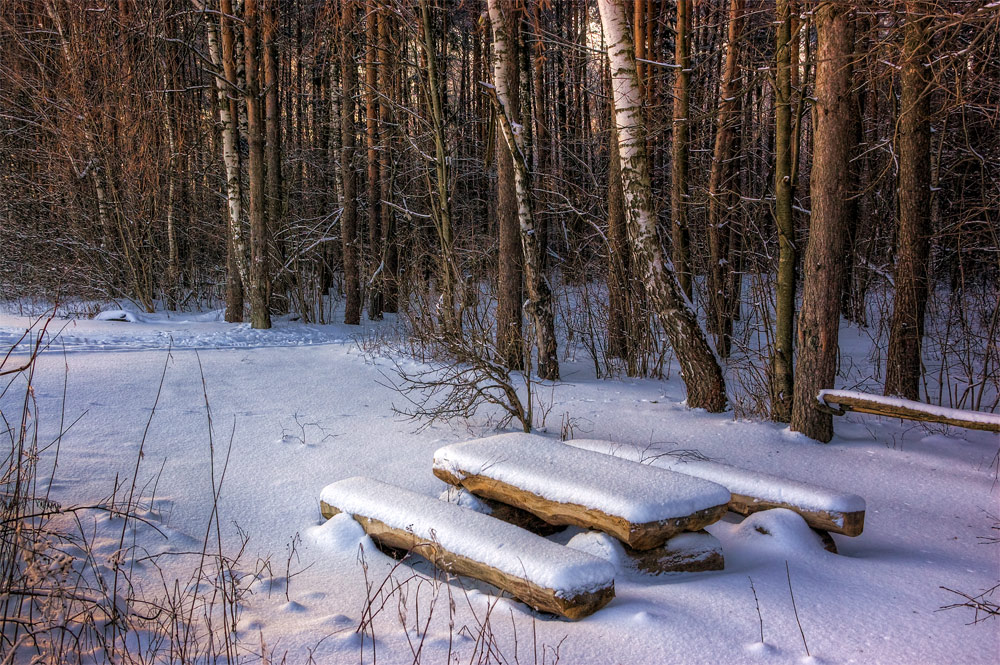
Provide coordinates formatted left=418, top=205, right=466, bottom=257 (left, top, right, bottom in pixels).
left=307, top=512, right=370, bottom=553
left=730, top=509, right=830, bottom=557
left=94, top=309, right=144, bottom=322
left=566, top=531, right=629, bottom=571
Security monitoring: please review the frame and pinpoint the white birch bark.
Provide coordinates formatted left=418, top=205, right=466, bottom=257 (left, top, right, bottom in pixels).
left=598, top=0, right=726, bottom=411
left=487, top=0, right=559, bottom=381
left=205, top=3, right=250, bottom=292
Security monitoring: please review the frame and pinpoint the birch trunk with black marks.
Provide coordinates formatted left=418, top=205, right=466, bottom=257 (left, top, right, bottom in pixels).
left=791, top=3, right=855, bottom=442
left=263, top=0, right=284, bottom=314
left=598, top=0, right=726, bottom=412
left=885, top=1, right=932, bottom=401
left=488, top=0, right=559, bottom=382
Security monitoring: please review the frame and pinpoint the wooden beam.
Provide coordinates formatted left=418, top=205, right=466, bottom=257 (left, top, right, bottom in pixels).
left=433, top=467, right=729, bottom=550
left=320, top=502, right=614, bottom=620
left=820, top=391, right=1000, bottom=433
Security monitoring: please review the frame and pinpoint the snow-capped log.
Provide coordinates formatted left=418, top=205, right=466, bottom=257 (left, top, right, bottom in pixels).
left=433, top=433, right=731, bottom=550
left=320, top=477, right=615, bottom=620
left=567, top=438, right=866, bottom=537
left=819, top=390, right=1000, bottom=433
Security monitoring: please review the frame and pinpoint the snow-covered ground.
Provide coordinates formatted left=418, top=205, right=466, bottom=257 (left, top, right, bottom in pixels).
left=2, top=308, right=998, bottom=664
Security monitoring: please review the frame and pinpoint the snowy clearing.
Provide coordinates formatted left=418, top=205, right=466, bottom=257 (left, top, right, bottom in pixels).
left=1, top=309, right=998, bottom=664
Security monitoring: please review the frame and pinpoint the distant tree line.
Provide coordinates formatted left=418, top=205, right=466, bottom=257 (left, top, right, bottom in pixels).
left=1, top=0, right=997, bottom=440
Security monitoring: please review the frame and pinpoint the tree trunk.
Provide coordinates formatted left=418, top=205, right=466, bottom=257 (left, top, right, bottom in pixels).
left=341, top=1, right=362, bottom=325
left=671, top=0, right=692, bottom=300
left=263, top=0, right=284, bottom=315
left=771, top=0, right=795, bottom=422
left=378, top=5, right=398, bottom=313
left=366, top=0, right=383, bottom=320
left=598, top=0, right=726, bottom=412
left=790, top=3, right=856, bottom=442
left=707, top=0, right=744, bottom=360
left=607, top=122, right=629, bottom=362
left=488, top=0, right=559, bottom=381
left=213, top=0, right=248, bottom=322
left=243, top=0, right=271, bottom=329
left=885, top=1, right=932, bottom=400
left=496, top=2, right=524, bottom=371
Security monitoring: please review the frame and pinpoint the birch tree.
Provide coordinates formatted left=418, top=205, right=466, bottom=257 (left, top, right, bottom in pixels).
left=598, top=0, right=726, bottom=412
left=487, top=0, right=559, bottom=382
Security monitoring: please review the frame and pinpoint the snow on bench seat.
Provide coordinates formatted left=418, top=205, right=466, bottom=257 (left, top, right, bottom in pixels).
left=566, top=439, right=866, bottom=537
left=819, top=389, right=1000, bottom=433
left=319, top=477, right=615, bottom=620
left=432, top=433, right=731, bottom=550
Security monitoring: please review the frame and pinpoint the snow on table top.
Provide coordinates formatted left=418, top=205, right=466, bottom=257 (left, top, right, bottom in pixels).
left=819, top=389, right=1000, bottom=427
left=566, top=439, right=865, bottom=514
left=320, top=477, right=615, bottom=597
left=433, top=433, right=731, bottom=524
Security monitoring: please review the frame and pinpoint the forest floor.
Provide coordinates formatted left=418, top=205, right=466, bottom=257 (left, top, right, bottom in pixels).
left=1, top=305, right=998, bottom=664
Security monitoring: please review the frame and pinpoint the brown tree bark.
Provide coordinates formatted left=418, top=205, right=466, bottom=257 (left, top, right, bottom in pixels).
left=378, top=5, right=398, bottom=313
left=671, top=0, right=692, bottom=300
left=489, top=0, right=559, bottom=381
left=496, top=2, right=524, bottom=371
left=707, top=0, right=744, bottom=360
left=341, top=1, right=362, bottom=325
left=263, top=0, right=283, bottom=314
left=791, top=3, right=856, bottom=442
left=244, top=0, right=271, bottom=329
left=365, top=0, right=383, bottom=320
left=885, top=1, right=933, bottom=400
left=771, top=0, right=796, bottom=422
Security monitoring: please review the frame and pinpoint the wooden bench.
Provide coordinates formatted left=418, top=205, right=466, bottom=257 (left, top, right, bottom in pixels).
left=819, top=389, right=1000, bottom=433
left=567, top=439, right=866, bottom=537
left=432, top=433, right=732, bottom=550
left=320, top=476, right=616, bottom=620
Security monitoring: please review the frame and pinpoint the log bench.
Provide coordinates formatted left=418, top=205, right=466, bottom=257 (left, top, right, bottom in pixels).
left=320, top=476, right=616, bottom=620
left=432, top=433, right=732, bottom=550
left=567, top=439, right=866, bottom=537
left=819, top=389, right=1000, bottom=433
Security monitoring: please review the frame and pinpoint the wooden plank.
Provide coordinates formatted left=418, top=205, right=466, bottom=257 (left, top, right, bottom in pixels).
left=320, top=501, right=614, bottom=620
left=624, top=530, right=725, bottom=574
left=433, top=467, right=729, bottom=550
left=728, top=493, right=865, bottom=537
left=319, top=478, right=616, bottom=620
left=566, top=439, right=866, bottom=537
left=820, top=391, right=1000, bottom=433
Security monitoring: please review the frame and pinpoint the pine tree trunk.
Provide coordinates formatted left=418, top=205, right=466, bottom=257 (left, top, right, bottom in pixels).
left=771, top=0, right=795, bottom=422
left=378, top=5, right=398, bottom=313
left=488, top=0, right=559, bottom=381
left=496, top=2, right=524, bottom=371
left=243, top=0, right=271, bottom=329
left=366, top=0, right=383, bottom=320
left=707, top=0, right=744, bottom=360
left=598, top=0, right=726, bottom=412
left=341, top=2, right=362, bottom=325
left=790, top=3, right=856, bottom=442
left=885, top=1, right=932, bottom=400
left=263, top=0, right=284, bottom=315
left=671, top=0, right=692, bottom=300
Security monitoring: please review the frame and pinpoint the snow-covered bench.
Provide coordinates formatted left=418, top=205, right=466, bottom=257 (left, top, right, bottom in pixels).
left=819, top=390, right=1000, bottom=433
left=320, top=477, right=616, bottom=620
left=432, top=433, right=732, bottom=550
left=566, top=439, right=866, bottom=537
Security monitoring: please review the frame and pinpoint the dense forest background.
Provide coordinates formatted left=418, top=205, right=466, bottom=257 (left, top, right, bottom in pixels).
left=1, top=0, right=997, bottom=441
